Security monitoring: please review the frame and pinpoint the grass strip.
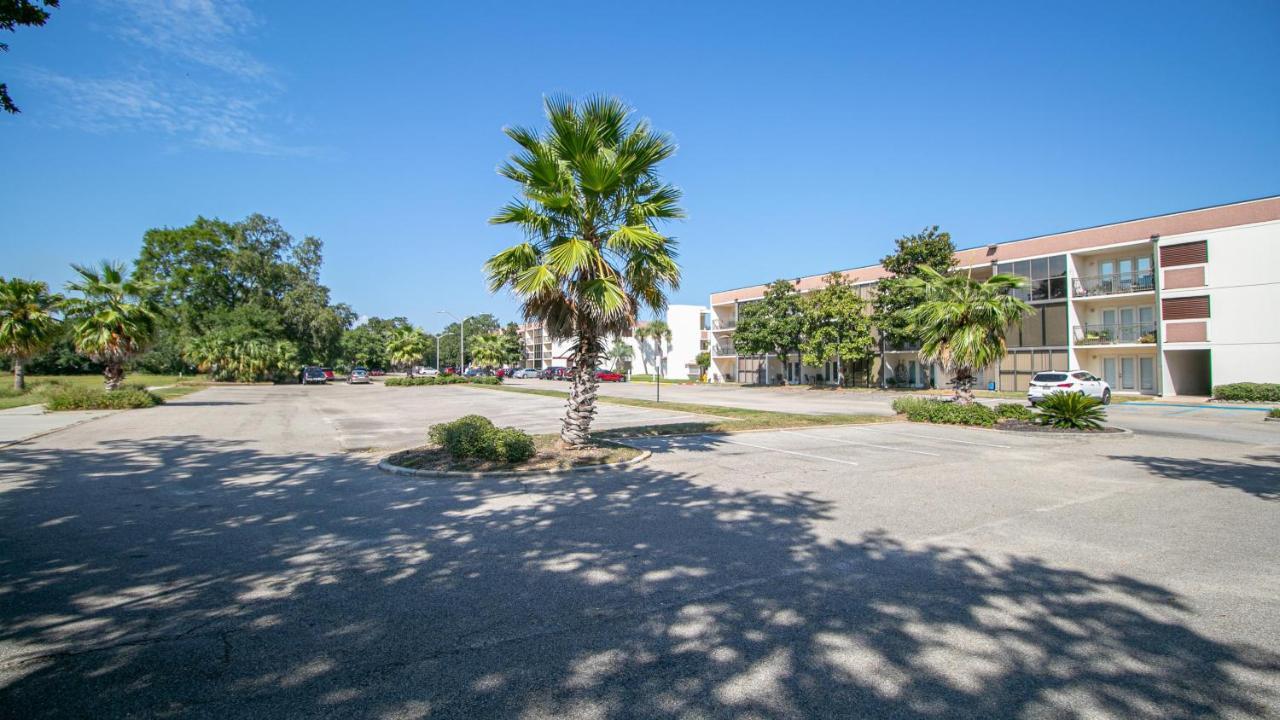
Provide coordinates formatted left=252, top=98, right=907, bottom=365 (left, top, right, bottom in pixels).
left=465, top=382, right=888, bottom=438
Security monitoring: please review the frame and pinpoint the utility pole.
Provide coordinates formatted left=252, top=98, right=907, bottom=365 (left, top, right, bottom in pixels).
left=437, top=311, right=470, bottom=372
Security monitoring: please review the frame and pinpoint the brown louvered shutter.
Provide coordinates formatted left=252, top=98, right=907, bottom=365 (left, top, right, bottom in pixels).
left=1160, top=240, right=1208, bottom=267
left=1163, top=295, right=1210, bottom=320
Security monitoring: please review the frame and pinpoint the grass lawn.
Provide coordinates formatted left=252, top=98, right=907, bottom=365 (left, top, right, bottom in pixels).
left=467, top=383, right=888, bottom=438
left=0, top=373, right=212, bottom=409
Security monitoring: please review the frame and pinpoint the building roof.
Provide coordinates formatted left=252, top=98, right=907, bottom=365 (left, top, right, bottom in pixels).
left=710, top=194, right=1280, bottom=305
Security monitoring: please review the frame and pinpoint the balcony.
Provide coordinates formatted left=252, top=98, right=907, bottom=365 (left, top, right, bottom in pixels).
left=1072, top=271, right=1155, bottom=298
left=1074, top=323, right=1158, bottom=346
left=711, top=318, right=736, bottom=331
left=711, top=342, right=736, bottom=357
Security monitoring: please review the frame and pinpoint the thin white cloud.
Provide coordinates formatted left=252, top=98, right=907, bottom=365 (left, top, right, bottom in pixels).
left=30, top=0, right=317, bottom=156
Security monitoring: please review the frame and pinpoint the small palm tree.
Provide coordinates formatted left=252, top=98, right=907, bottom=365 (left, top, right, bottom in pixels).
left=0, top=277, right=63, bottom=391
left=485, top=95, right=682, bottom=446
left=906, top=266, right=1033, bottom=404
left=386, top=326, right=430, bottom=377
left=606, top=339, right=634, bottom=374
left=63, top=262, right=163, bottom=390
left=635, top=319, right=672, bottom=379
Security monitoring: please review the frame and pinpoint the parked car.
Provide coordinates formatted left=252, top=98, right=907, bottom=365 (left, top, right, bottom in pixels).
left=414, top=366, right=440, bottom=377
left=347, top=367, right=371, bottom=384
left=321, top=368, right=335, bottom=380
left=1027, top=370, right=1111, bottom=406
left=464, top=367, right=494, bottom=377
left=595, top=369, right=626, bottom=382
left=540, top=366, right=569, bottom=380
left=369, top=369, right=385, bottom=376
left=302, top=367, right=327, bottom=385
left=513, top=368, right=540, bottom=379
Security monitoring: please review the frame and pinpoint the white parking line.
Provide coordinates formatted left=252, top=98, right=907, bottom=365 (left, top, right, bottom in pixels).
left=781, top=430, right=940, bottom=457
left=703, top=435, right=859, bottom=466
left=839, top=424, right=1013, bottom=449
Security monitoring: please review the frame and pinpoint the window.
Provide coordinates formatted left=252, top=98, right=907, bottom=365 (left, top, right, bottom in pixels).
left=998, top=255, right=1067, bottom=301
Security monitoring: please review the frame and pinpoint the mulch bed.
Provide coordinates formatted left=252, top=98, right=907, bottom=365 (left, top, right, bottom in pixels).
left=385, top=440, right=642, bottom=474
left=995, top=419, right=1125, bottom=434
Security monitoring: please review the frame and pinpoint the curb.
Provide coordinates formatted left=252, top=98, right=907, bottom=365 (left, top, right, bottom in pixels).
left=1264, top=417, right=1280, bottom=423
left=377, top=442, right=652, bottom=480
left=0, top=410, right=118, bottom=451
left=993, top=425, right=1134, bottom=439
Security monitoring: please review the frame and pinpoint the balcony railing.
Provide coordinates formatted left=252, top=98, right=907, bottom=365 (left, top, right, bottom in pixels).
left=1072, top=271, right=1155, bottom=298
left=711, top=318, right=736, bottom=330
left=711, top=343, right=736, bottom=357
left=1074, top=323, right=1158, bottom=346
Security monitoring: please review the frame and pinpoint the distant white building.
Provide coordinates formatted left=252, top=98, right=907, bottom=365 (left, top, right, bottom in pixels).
left=518, top=304, right=711, bottom=380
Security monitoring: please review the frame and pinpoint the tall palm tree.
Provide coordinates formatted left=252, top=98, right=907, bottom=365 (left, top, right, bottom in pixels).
left=906, top=266, right=1033, bottom=404
left=485, top=95, right=683, bottom=446
left=63, top=262, right=163, bottom=390
left=635, top=319, right=672, bottom=378
left=469, top=333, right=518, bottom=367
left=0, top=277, right=63, bottom=391
left=386, top=326, right=429, bottom=377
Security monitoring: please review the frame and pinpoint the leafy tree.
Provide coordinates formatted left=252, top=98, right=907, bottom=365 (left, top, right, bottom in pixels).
left=694, top=350, right=710, bottom=380
left=732, top=279, right=804, bottom=384
left=606, top=339, right=634, bottom=373
left=0, top=277, right=62, bottom=390
left=800, top=272, right=875, bottom=386
left=62, top=261, right=164, bottom=390
left=386, top=326, right=431, bottom=376
left=485, top=95, right=682, bottom=446
left=635, top=320, right=672, bottom=378
left=341, top=316, right=410, bottom=369
left=1, top=0, right=58, bottom=114
left=873, top=226, right=958, bottom=351
left=906, top=266, right=1033, bottom=403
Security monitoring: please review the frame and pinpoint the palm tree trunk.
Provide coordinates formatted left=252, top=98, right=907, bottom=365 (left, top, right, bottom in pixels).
left=560, top=331, right=602, bottom=447
left=104, top=363, right=124, bottom=390
left=953, top=367, right=975, bottom=404
left=13, top=357, right=25, bottom=392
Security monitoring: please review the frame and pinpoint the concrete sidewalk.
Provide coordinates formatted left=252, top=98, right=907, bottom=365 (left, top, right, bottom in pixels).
left=0, top=404, right=113, bottom=446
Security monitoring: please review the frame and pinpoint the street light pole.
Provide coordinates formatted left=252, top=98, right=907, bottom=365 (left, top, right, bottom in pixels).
left=437, top=311, right=469, bottom=372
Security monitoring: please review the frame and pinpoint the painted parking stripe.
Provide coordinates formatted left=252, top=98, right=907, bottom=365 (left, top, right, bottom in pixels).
left=701, top=435, right=859, bottom=466
left=781, top=430, right=940, bottom=457
left=839, top=424, right=1013, bottom=449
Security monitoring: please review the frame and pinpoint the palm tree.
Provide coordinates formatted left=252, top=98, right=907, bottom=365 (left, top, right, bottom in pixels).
left=485, top=95, right=682, bottom=446
left=469, top=333, right=518, bottom=368
left=606, top=339, right=634, bottom=374
left=386, top=326, right=430, bottom=377
left=63, top=262, right=163, bottom=390
left=0, top=278, right=63, bottom=391
left=635, top=319, right=672, bottom=378
left=906, top=266, right=1033, bottom=404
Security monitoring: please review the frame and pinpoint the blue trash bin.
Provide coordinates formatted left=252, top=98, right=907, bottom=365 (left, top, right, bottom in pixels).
left=988, top=381, right=996, bottom=391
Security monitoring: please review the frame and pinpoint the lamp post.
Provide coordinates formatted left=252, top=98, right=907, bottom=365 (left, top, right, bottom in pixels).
left=437, top=311, right=469, bottom=373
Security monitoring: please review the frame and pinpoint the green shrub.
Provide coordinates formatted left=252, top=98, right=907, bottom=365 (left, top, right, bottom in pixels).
left=1213, top=382, right=1280, bottom=402
left=427, top=415, right=536, bottom=463
left=994, top=403, right=1034, bottom=421
left=44, top=384, right=163, bottom=411
left=489, top=426, right=537, bottom=462
left=1269, top=408, right=1280, bottom=419
left=385, top=375, right=501, bottom=387
left=0, top=387, right=28, bottom=399
left=1035, top=391, right=1106, bottom=430
left=892, top=396, right=998, bottom=426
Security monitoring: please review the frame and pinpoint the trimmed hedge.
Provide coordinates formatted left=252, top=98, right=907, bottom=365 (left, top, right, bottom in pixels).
left=44, top=384, right=164, bottom=411
left=385, top=375, right=502, bottom=387
left=1213, top=382, right=1280, bottom=402
left=994, top=403, right=1035, bottom=421
left=427, top=415, right=537, bottom=463
left=891, top=397, right=998, bottom=426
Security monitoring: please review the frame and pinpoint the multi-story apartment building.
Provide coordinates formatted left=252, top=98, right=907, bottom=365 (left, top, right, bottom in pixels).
left=708, top=195, right=1280, bottom=397
left=518, top=305, right=713, bottom=379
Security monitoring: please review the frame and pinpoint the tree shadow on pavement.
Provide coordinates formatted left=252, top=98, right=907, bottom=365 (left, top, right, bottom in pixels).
left=1, top=437, right=1277, bottom=718
left=1109, top=453, right=1280, bottom=501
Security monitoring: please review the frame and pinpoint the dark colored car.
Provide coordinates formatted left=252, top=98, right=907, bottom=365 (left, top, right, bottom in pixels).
left=540, top=366, right=569, bottom=380
left=464, top=367, right=494, bottom=377
left=302, top=367, right=327, bottom=384
left=595, top=369, right=625, bottom=383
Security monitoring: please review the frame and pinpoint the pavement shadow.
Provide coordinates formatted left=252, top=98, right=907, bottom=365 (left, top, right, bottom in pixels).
left=1, top=437, right=1277, bottom=718
left=1109, top=453, right=1280, bottom=501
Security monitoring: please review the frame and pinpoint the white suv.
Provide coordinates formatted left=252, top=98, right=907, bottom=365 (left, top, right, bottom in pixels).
left=1027, top=370, right=1112, bottom=406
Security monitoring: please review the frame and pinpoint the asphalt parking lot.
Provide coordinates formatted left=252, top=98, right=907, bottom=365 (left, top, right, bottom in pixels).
left=1, top=381, right=1277, bottom=718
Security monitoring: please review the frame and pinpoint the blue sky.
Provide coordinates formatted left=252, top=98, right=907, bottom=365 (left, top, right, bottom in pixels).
left=4, top=0, right=1278, bottom=331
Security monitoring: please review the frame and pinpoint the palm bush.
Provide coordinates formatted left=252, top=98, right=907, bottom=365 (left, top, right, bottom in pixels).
left=905, top=267, right=1033, bottom=404
left=1035, top=391, right=1106, bottom=430
left=0, top=277, right=63, bottom=391
left=62, top=262, right=163, bottom=390
left=485, top=95, right=682, bottom=446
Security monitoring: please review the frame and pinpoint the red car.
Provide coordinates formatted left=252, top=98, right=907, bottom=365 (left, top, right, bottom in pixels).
left=321, top=368, right=335, bottom=380
left=594, top=369, right=626, bottom=382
